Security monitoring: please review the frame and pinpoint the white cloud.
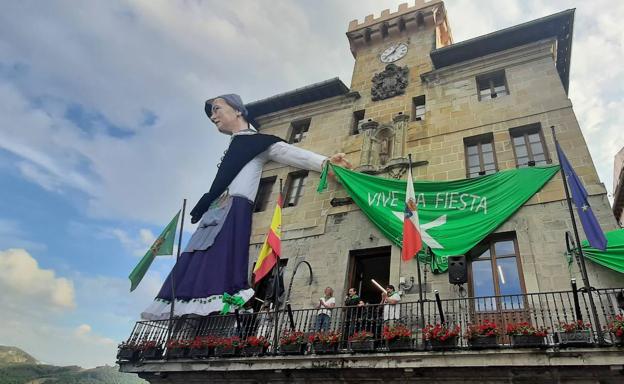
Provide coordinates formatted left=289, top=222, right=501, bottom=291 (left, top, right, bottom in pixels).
left=0, top=247, right=164, bottom=368
left=0, top=248, right=75, bottom=309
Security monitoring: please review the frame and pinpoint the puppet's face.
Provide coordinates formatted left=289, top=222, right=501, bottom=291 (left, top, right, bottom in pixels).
left=210, top=98, right=241, bottom=135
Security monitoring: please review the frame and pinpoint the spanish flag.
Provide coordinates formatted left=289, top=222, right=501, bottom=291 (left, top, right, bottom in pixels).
left=253, top=194, right=283, bottom=283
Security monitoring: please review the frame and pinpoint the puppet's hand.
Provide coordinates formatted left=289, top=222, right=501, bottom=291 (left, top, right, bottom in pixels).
left=329, top=153, right=352, bottom=169
left=191, top=215, right=200, bottom=224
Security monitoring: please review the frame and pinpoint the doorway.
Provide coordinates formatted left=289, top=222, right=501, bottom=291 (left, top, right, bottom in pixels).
left=348, top=246, right=391, bottom=305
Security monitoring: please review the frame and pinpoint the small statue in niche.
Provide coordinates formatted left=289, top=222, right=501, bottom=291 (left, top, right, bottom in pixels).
left=379, top=136, right=390, bottom=165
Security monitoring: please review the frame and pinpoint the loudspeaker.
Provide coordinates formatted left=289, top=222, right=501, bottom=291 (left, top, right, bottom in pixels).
left=448, top=255, right=467, bottom=285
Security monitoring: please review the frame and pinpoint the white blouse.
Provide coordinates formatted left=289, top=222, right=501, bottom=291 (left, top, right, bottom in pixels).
left=227, top=130, right=327, bottom=202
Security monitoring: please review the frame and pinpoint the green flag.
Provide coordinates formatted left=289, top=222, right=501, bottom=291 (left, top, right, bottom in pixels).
left=322, top=165, right=559, bottom=272
left=129, top=210, right=180, bottom=291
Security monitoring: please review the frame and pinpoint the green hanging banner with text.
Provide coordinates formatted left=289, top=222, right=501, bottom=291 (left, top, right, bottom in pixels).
left=320, top=164, right=560, bottom=272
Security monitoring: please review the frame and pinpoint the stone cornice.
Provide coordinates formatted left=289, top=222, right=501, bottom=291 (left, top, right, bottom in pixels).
left=421, top=38, right=557, bottom=86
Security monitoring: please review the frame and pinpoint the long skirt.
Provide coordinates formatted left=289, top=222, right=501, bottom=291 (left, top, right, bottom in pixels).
left=141, top=196, right=254, bottom=320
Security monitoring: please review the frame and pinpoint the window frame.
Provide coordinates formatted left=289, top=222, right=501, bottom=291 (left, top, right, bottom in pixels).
left=288, top=118, right=311, bottom=144
left=476, top=70, right=509, bottom=101
left=411, top=95, right=426, bottom=122
left=284, top=171, right=308, bottom=208
left=509, top=123, right=551, bottom=168
left=463, top=133, right=498, bottom=178
left=253, top=176, right=277, bottom=213
left=351, top=110, right=365, bottom=135
left=467, top=233, right=527, bottom=311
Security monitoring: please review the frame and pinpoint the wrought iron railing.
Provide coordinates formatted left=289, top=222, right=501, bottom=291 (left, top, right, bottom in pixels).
left=120, top=287, right=624, bottom=359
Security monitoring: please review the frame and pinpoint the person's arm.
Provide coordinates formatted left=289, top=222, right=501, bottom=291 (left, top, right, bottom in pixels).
left=267, top=142, right=351, bottom=172
left=387, top=293, right=400, bottom=305
left=326, top=297, right=336, bottom=308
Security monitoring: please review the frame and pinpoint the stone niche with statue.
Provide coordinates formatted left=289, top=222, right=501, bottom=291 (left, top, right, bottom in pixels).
left=357, top=113, right=423, bottom=178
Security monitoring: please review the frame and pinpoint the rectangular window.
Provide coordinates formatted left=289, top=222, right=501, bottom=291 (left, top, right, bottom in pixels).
left=469, top=234, right=526, bottom=312
left=464, top=133, right=497, bottom=178
left=476, top=70, right=508, bottom=101
left=351, top=110, right=365, bottom=135
left=284, top=171, right=308, bottom=207
left=289, top=118, right=311, bottom=144
left=509, top=124, right=549, bottom=167
left=412, top=95, right=426, bottom=121
left=253, top=176, right=276, bottom=213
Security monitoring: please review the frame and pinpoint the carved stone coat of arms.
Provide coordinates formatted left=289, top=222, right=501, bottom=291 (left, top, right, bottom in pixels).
left=371, top=64, right=409, bottom=101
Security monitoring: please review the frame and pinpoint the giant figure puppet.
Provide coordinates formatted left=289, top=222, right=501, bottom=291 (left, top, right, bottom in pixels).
left=141, top=94, right=350, bottom=319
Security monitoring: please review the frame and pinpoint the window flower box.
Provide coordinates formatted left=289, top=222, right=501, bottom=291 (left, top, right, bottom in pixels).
left=313, top=342, right=340, bottom=354
left=465, top=320, right=500, bottom=349
left=506, top=322, right=548, bottom=348
left=116, top=346, right=139, bottom=362
left=279, top=330, right=306, bottom=355
left=141, top=347, right=163, bottom=360
left=309, top=331, right=342, bottom=354
left=241, top=336, right=270, bottom=356
left=347, top=331, right=375, bottom=353
left=348, top=339, right=375, bottom=353
left=467, top=335, right=498, bottom=349
left=423, top=324, right=460, bottom=351
left=383, top=324, right=413, bottom=351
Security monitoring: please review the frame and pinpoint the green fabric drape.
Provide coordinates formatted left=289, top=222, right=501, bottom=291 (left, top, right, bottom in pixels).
left=580, top=229, right=624, bottom=274
left=319, top=165, right=560, bottom=272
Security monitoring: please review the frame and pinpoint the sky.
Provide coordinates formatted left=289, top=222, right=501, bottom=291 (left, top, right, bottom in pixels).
left=0, top=0, right=622, bottom=368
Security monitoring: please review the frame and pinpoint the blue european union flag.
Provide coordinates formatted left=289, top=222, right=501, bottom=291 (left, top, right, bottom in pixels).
left=556, top=142, right=607, bottom=250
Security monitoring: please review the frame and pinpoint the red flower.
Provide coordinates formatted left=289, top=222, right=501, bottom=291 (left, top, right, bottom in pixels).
left=423, top=324, right=460, bottom=341
left=310, top=331, right=343, bottom=344
left=557, top=320, right=591, bottom=333
left=382, top=324, right=412, bottom=341
left=243, top=336, right=270, bottom=348
left=348, top=331, right=373, bottom=342
left=279, top=330, right=305, bottom=346
left=505, top=322, right=549, bottom=336
left=464, top=320, right=500, bottom=340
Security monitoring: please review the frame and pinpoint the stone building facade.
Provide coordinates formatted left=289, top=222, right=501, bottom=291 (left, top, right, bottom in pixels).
left=121, top=2, right=624, bottom=383
left=247, top=1, right=621, bottom=309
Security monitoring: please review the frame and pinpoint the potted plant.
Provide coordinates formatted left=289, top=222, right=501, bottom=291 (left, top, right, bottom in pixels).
left=348, top=331, right=375, bottom=353
left=506, top=322, right=548, bottom=348
left=605, top=314, right=624, bottom=346
left=310, top=331, right=342, bottom=354
left=279, top=330, right=307, bottom=355
left=382, top=324, right=413, bottom=351
left=213, top=336, right=242, bottom=357
left=140, top=340, right=163, bottom=360
left=188, top=336, right=215, bottom=359
left=166, top=338, right=191, bottom=358
left=464, top=320, right=500, bottom=349
left=117, top=341, right=140, bottom=362
left=423, top=323, right=460, bottom=351
left=554, top=320, right=593, bottom=347
left=242, top=336, right=270, bottom=356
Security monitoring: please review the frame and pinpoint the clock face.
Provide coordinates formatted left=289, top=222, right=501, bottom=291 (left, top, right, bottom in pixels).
left=380, top=43, right=408, bottom=63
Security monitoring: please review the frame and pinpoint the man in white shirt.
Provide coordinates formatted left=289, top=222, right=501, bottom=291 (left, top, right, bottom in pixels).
left=382, top=284, right=401, bottom=323
left=315, top=287, right=336, bottom=332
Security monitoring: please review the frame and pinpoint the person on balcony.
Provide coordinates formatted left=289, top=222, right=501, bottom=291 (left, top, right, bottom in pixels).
left=382, top=284, right=401, bottom=324
left=315, top=287, right=336, bottom=332
left=141, top=94, right=351, bottom=320
left=343, top=287, right=365, bottom=341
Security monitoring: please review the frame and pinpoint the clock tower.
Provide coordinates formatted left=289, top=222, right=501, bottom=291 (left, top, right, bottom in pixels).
left=346, top=1, right=452, bottom=173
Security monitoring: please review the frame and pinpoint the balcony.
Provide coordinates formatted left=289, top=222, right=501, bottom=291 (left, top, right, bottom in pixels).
left=119, top=287, right=624, bottom=383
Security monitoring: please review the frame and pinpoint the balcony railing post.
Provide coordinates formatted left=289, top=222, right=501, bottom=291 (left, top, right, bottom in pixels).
left=434, top=290, right=445, bottom=324
left=571, top=278, right=583, bottom=321
left=286, top=304, right=295, bottom=331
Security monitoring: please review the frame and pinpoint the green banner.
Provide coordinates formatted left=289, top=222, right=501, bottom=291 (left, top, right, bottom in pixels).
left=129, top=210, right=180, bottom=292
left=323, top=165, right=560, bottom=272
left=580, top=229, right=624, bottom=274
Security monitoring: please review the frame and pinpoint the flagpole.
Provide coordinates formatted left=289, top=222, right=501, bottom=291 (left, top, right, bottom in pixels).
left=550, top=126, right=604, bottom=344
left=272, top=179, right=284, bottom=355
left=408, top=154, right=425, bottom=327
left=167, top=199, right=186, bottom=343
